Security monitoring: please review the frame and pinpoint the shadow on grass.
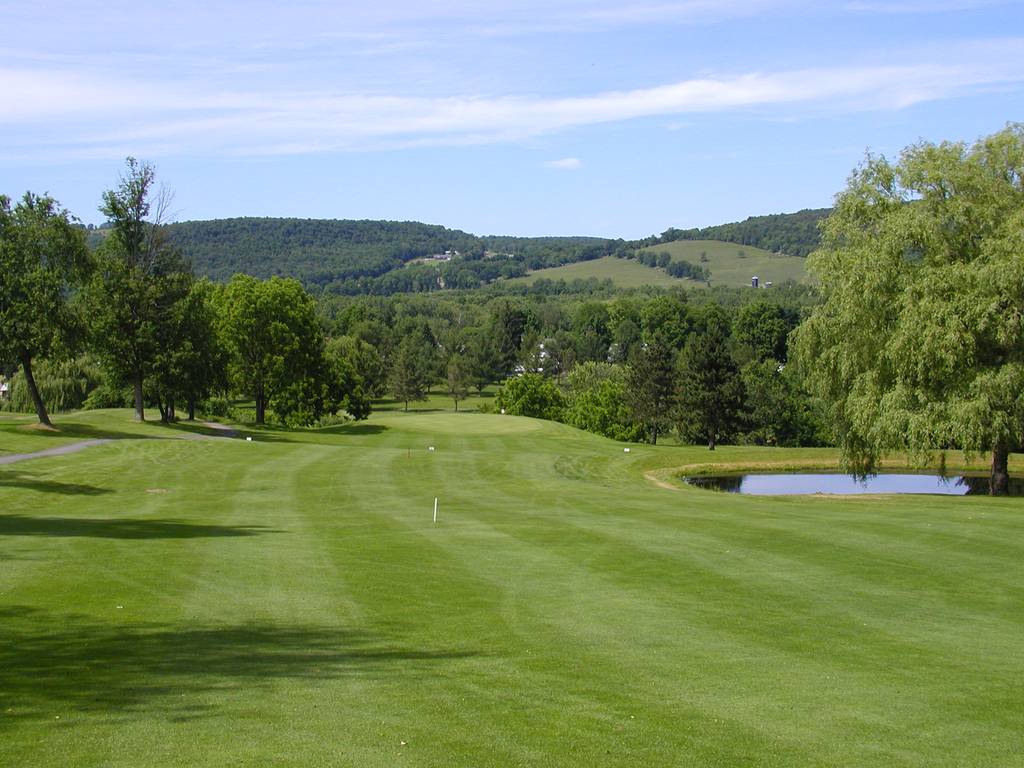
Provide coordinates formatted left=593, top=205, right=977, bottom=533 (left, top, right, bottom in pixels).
left=0, top=423, right=160, bottom=443
left=0, top=514, right=278, bottom=539
left=315, top=423, right=389, bottom=436
left=0, top=471, right=112, bottom=496
left=0, top=607, right=478, bottom=724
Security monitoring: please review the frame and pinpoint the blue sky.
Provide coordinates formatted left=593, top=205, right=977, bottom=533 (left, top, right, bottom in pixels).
left=2, top=0, right=1022, bottom=237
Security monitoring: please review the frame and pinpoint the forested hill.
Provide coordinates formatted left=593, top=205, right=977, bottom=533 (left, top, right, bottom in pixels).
left=640, top=208, right=831, bottom=257
left=84, top=210, right=824, bottom=294
left=163, top=218, right=480, bottom=285
left=151, top=217, right=614, bottom=291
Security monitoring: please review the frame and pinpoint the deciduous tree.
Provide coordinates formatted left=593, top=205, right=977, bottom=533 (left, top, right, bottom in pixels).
left=86, top=158, right=186, bottom=421
left=793, top=125, right=1024, bottom=494
left=0, top=193, right=91, bottom=426
left=218, top=274, right=323, bottom=425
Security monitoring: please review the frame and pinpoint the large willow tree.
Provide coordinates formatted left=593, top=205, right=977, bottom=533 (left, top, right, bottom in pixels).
left=794, top=125, right=1024, bottom=495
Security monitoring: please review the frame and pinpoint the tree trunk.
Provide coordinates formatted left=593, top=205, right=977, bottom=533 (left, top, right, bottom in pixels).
left=708, top=434, right=716, bottom=451
left=254, top=379, right=265, bottom=425
left=404, top=398, right=409, bottom=412
left=454, top=398, right=458, bottom=412
left=187, top=398, right=196, bottom=421
left=168, top=395, right=175, bottom=422
left=648, top=425, right=658, bottom=445
left=990, top=443, right=1010, bottom=496
left=156, top=396, right=168, bottom=424
left=20, top=353, right=52, bottom=427
left=133, top=373, right=145, bottom=421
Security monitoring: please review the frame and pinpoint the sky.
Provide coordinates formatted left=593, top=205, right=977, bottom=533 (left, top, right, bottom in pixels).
left=2, top=0, right=1022, bottom=238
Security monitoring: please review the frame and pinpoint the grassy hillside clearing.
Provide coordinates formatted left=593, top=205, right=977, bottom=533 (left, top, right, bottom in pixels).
left=508, top=255, right=690, bottom=288
left=2, top=408, right=1022, bottom=767
left=640, top=239, right=808, bottom=287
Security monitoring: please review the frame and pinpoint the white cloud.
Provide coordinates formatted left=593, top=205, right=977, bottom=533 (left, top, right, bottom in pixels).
left=2, top=38, right=1024, bottom=161
left=544, top=157, right=583, bottom=170
left=845, top=0, right=1003, bottom=12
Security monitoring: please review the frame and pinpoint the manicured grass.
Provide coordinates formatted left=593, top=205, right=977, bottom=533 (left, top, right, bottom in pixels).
left=509, top=255, right=687, bottom=289
left=374, top=386, right=498, bottom=413
left=2, top=409, right=1022, bottom=766
left=507, top=241, right=808, bottom=290
left=639, top=239, right=808, bottom=288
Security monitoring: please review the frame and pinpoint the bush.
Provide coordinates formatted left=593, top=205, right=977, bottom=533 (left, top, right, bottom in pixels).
left=563, top=362, right=645, bottom=442
left=315, top=413, right=351, bottom=428
left=202, top=396, right=231, bottom=418
left=82, top=381, right=133, bottom=410
left=495, top=373, right=564, bottom=421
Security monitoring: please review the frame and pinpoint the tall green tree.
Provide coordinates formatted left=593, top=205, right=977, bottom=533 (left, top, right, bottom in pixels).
left=488, top=300, right=535, bottom=377
left=733, top=300, right=791, bottom=362
left=218, top=274, right=323, bottom=425
left=389, top=335, right=432, bottom=411
left=464, top=328, right=502, bottom=393
left=86, top=158, right=187, bottom=421
left=674, top=327, right=745, bottom=450
left=0, top=193, right=91, bottom=426
left=626, top=342, right=675, bottom=444
left=793, top=125, right=1024, bottom=494
left=328, top=336, right=385, bottom=398
left=445, top=354, right=470, bottom=411
left=147, top=278, right=227, bottom=422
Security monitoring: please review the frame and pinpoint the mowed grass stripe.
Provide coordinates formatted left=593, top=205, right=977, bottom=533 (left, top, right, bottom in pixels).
left=2, top=409, right=1023, bottom=766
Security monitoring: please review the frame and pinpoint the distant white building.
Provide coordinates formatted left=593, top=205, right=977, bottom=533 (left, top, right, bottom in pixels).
left=0, top=378, right=9, bottom=400
left=430, top=249, right=459, bottom=261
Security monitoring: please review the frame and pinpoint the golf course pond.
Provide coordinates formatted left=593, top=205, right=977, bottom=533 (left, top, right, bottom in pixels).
left=682, top=472, right=1024, bottom=496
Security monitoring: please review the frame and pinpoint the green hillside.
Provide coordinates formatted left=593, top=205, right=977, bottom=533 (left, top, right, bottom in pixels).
left=647, top=208, right=830, bottom=257
left=641, top=239, right=808, bottom=287
left=509, top=241, right=808, bottom=289
left=80, top=211, right=823, bottom=296
left=3, top=407, right=1022, bottom=766
left=508, top=255, right=688, bottom=288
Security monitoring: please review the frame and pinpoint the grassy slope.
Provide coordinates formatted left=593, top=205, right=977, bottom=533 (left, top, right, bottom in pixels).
left=641, top=239, right=808, bottom=287
left=2, top=408, right=1022, bottom=767
left=508, top=256, right=687, bottom=289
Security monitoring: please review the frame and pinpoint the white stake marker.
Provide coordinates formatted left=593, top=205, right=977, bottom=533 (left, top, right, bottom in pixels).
left=433, top=497, right=438, bottom=524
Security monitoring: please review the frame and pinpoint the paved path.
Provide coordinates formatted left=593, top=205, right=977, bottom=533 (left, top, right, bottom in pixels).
left=201, top=422, right=240, bottom=438
left=0, top=422, right=239, bottom=463
left=0, top=439, right=112, bottom=466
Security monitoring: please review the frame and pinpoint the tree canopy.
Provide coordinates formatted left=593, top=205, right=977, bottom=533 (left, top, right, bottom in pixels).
left=793, top=124, right=1024, bottom=494
left=0, top=193, right=91, bottom=425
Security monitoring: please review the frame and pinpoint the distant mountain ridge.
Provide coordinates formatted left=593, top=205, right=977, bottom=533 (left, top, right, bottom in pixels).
left=83, top=208, right=829, bottom=293
left=154, top=217, right=614, bottom=293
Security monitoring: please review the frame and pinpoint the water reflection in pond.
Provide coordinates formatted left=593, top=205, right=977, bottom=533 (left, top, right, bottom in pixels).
left=682, top=473, right=1024, bottom=496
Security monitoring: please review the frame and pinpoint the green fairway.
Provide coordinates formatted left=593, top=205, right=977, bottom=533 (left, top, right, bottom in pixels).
left=639, top=239, right=809, bottom=288
left=509, top=255, right=688, bottom=288
left=2, top=409, right=1022, bottom=766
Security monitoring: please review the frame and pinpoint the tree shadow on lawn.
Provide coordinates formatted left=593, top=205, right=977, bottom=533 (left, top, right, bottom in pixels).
left=0, top=514, right=278, bottom=539
left=0, top=607, right=478, bottom=725
left=0, top=470, right=113, bottom=496
left=315, top=423, right=389, bottom=436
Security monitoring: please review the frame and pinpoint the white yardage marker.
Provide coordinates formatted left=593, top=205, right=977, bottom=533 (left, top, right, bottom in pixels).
left=433, top=497, right=438, bottom=524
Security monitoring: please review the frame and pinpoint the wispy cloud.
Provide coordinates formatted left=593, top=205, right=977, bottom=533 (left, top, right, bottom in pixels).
left=2, top=38, right=1023, bottom=163
left=845, top=0, right=1003, bottom=12
left=544, top=157, right=583, bottom=170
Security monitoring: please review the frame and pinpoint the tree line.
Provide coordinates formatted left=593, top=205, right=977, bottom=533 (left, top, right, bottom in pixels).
left=5, top=125, right=1022, bottom=494
left=1, top=160, right=369, bottom=428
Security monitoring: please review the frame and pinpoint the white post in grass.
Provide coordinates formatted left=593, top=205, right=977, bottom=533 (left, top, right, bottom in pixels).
left=433, top=497, right=438, bottom=524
